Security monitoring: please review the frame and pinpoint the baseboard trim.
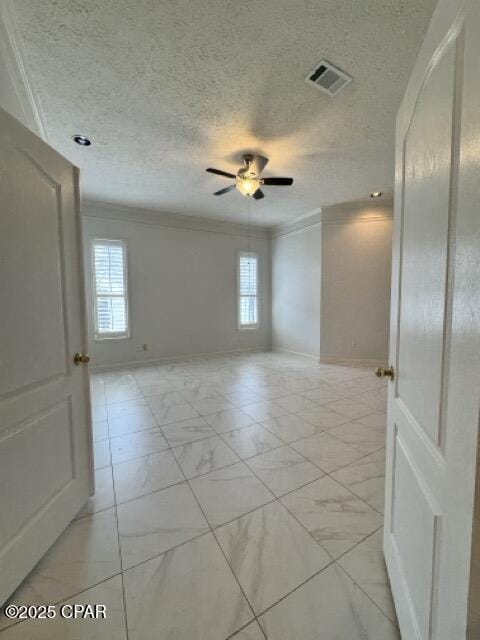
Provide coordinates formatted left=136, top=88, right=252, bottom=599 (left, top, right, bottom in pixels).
left=91, top=348, right=387, bottom=373
left=90, top=346, right=271, bottom=373
left=320, top=356, right=387, bottom=368
left=272, top=346, right=320, bottom=361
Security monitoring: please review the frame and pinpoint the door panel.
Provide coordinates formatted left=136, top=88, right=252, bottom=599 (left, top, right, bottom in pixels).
left=391, top=434, right=440, bottom=640
left=1, top=148, right=68, bottom=395
left=0, top=400, right=74, bottom=544
left=397, top=42, right=455, bottom=446
left=0, top=107, right=93, bottom=604
left=385, top=1, right=480, bottom=639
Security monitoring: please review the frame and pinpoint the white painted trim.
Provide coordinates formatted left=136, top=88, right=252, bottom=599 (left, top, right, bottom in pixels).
left=270, top=198, right=394, bottom=238
left=324, top=198, right=394, bottom=212
left=321, top=199, right=393, bottom=224
left=272, top=346, right=320, bottom=361
left=237, top=250, right=259, bottom=331
left=83, top=199, right=270, bottom=239
left=90, top=346, right=269, bottom=373
left=270, top=209, right=322, bottom=238
left=90, top=238, right=131, bottom=341
left=271, top=219, right=322, bottom=239
left=85, top=198, right=392, bottom=237
left=0, top=1, right=46, bottom=138
left=321, top=214, right=394, bottom=226
left=320, top=355, right=388, bottom=367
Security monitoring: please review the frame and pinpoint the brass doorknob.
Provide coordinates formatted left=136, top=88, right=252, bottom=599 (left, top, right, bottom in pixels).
left=74, top=353, right=90, bottom=365
left=375, top=366, right=394, bottom=380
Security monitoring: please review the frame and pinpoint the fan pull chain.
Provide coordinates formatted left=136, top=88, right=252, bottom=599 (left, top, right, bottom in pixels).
left=248, top=196, right=252, bottom=294
left=247, top=196, right=251, bottom=255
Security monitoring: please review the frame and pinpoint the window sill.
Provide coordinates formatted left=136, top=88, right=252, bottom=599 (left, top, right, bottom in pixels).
left=94, top=334, right=130, bottom=342
left=238, top=325, right=259, bottom=331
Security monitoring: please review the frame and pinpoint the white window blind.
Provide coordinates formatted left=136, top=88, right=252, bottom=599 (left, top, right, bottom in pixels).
left=238, top=252, right=258, bottom=328
left=92, top=239, right=129, bottom=339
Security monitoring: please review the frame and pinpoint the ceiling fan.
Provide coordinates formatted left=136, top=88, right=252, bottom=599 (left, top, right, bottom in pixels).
left=206, top=154, right=293, bottom=200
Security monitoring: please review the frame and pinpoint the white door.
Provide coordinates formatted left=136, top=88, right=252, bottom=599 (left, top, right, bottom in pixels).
left=0, top=107, right=93, bottom=604
left=384, top=0, right=480, bottom=638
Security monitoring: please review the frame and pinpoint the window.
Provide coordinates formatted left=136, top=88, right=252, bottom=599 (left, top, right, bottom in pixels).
left=238, top=251, right=259, bottom=328
left=92, top=239, right=129, bottom=339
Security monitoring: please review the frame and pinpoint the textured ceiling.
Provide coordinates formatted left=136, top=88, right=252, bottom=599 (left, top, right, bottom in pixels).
left=12, top=0, right=436, bottom=226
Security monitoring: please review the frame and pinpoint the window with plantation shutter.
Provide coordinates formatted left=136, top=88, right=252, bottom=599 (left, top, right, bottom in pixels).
left=238, top=251, right=259, bottom=328
left=92, top=239, right=129, bottom=339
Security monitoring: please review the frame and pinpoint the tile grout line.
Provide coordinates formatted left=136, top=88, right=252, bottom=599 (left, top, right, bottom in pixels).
left=99, top=370, right=381, bottom=423
left=86, top=356, right=391, bottom=633
left=88, top=419, right=386, bottom=521
left=281, top=439, right=388, bottom=517
left=103, top=408, right=384, bottom=463
left=94, top=393, right=381, bottom=453
left=42, top=459, right=387, bottom=618
left=178, top=426, right=386, bottom=518
left=197, top=421, right=392, bottom=630
left=335, top=540, right=400, bottom=629
left=246, top=522, right=398, bottom=630
left=225, top=619, right=267, bottom=640
left=223, top=373, right=393, bottom=628
left=185, top=402, right=395, bottom=628
left=0, top=572, right=127, bottom=635
left=108, top=433, right=130, bottom=640
left=167, top=442, right=262, bottom=638
left=1, top=529, right=249, bottom=633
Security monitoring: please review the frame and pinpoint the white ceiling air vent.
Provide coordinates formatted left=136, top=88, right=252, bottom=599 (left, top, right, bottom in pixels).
left=305, top=60, right=352, bottom=96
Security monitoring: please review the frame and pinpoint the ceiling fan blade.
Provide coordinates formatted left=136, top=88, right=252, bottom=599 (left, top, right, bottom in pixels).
left=252, top=155, right=269, bottom=174
left=262, top=177, right=293, bottom=186
left=213, top=185, right=236, bottom=196
left=206, top=168, right=236, bottom=179
left=253, top=189, right=265, bottom=200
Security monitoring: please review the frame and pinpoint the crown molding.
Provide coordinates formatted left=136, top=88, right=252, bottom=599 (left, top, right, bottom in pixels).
left=83, top=197, right=392, bottom=239
left=321, top=197, right=394, bottom=224
left=270, top=209, right=322, bottom=238
left=269, top=196, right=394, bottom=238
left=82, top=199, right=271, bottom=239
left=0, top=1, right=46, bottom=139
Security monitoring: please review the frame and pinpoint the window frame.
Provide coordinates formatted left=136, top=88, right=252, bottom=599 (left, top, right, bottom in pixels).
left=91, top=237, right=130, bottom=341
left=237, top=250, right=260, bottom=331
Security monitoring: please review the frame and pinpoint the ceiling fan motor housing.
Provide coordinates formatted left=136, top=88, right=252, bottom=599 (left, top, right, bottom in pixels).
left=238, top=154, right=255, bottom=178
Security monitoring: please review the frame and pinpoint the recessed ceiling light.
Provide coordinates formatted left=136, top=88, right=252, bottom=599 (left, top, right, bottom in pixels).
left=73, top=134, right=92, bottom=146
left=370, top=191, right=382, bottom=198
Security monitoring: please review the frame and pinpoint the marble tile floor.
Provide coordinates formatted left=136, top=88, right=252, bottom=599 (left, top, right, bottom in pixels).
left=0, top=351, right=399, bottom=639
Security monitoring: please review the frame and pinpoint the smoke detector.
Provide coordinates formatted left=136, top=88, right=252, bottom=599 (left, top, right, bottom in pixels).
left=306, top=60, right=352, bottom=96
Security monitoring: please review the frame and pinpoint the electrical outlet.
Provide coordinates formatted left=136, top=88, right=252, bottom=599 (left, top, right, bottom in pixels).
left=135, top=344, right=148, bottom=352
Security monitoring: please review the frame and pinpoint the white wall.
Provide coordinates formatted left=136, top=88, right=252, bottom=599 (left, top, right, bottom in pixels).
left=271, top=219, right=321, bottom=358
left=82, top=200, right=391, bottom=369
left=83, top=203, right=271, bottom=368
left=320, top=201, right=393, bottom=364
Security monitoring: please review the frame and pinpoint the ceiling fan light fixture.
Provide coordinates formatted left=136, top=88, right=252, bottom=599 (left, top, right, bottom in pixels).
left=236, top=175, right=260, bottom=197
left=206, top=154, right=293, bottom=200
